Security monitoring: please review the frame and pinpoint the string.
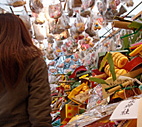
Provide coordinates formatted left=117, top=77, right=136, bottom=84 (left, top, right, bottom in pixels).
left=124, top=80, right=133, bottom=100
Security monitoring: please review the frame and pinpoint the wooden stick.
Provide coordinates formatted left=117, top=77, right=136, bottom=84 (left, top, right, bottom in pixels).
left=107, top=80, right=133, bottom=93
left=91, top=4, right=95, bottom=10
left=54, top=90, right=62, bottom=110
left=52, top=95, right=67, bottom=98
left=23, top=5, right=28, bottom=13
left=63, top=0, right=67, bottom=10
left=9, top=7, right=14, bottom=14
left=52, top=108, right=59, bottom=111
left=131, top=11, right=142, bottom=20
left=52, top=74, right=66, bottom=75
left=58, top=81, right=75, bottom=83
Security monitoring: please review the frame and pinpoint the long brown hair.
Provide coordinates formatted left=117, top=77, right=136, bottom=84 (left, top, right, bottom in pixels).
left=0, top=13, right=42, bottom=87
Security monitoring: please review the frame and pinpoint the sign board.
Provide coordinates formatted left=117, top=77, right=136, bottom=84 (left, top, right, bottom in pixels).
left=110, top=99, right=139, bottom=121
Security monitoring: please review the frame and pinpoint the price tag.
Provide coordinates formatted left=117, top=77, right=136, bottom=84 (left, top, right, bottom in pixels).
left=110, top=99, right=139, bottom=121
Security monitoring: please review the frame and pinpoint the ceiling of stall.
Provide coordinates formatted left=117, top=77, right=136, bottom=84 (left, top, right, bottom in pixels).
left=0, top=0, right=142, bottom=74
left=0, top=0, right=142, bottom=40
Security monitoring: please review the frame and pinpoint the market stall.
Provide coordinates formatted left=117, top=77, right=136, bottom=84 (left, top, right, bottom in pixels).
left=0, top=0, right=142, bottom=126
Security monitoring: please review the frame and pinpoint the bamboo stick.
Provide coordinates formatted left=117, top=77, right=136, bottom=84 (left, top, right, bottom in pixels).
left=112, top=20, right=142, bottom=31
left=107, top=80, right=133, bottom=93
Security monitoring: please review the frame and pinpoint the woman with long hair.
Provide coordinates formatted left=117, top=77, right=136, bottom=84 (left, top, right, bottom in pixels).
left=0, top=13, right=52, bottom=127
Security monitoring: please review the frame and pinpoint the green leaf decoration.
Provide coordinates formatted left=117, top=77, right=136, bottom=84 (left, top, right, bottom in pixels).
left=89, top=77, right=109, bottom=85
left=123, top=33, right=129, bottom=49
left=131, top=31, right=140, bottom=44
left=139, top=18, right=142, bottom=21
left=107, top=53, right=116, bottom=81
left=99, top=52, right=109, bottom=72
left=128, top=21, right=142, bottom=29
left=67, top=71, right=72, bottom=76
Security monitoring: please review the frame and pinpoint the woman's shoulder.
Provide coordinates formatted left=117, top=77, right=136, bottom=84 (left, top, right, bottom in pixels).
left=32, top=57, right=46, bottom=64
left=25, top=57, right=48, bottom=81
left=27, top=57, right=47, bottom=70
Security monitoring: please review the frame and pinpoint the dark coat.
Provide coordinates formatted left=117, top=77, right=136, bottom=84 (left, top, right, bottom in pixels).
left=0, top=57, right=52, bottom=127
